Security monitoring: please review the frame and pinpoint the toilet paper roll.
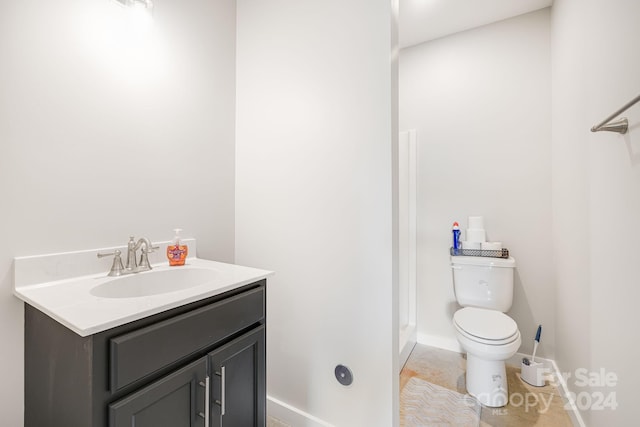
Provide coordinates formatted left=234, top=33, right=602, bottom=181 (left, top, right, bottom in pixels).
left=461, top=241, right=482, bottom=250
left=468, top=216, right=484, bottom=230
left=481, top=241, right=503, bottom=250
left=466, top=228, right=486, bottom=243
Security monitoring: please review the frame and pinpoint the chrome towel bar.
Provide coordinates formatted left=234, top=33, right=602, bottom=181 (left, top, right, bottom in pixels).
left=591, top=94, right=640, bottom=134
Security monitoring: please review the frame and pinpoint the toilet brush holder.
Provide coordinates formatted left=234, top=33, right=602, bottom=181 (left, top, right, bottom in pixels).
left=521, top=360, right=546, bottom=387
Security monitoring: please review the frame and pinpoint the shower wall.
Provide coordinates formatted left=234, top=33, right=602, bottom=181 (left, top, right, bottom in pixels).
left=399, top=130, right=417, bottom=368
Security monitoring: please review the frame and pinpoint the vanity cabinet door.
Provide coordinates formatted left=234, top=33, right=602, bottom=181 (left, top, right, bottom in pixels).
left=209, top=326, right=266, bottom=427
left=109, top=356, right=208, bottom=427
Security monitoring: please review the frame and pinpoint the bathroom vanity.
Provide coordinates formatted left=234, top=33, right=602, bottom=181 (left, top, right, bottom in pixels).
left=14, top=246, right=271, bottom=427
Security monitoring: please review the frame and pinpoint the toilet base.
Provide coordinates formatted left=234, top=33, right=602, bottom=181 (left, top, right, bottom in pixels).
left=465, top=354, right=508, bottom=407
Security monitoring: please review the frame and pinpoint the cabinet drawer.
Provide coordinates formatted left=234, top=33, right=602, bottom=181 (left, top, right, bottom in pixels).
left=110, top=286, right=265, bottom=392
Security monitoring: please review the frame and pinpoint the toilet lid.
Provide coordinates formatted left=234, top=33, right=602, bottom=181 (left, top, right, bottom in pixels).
left=454, top=307, right=518, bottom=341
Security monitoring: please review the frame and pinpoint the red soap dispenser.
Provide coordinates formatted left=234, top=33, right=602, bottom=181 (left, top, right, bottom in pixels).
left=166, top=228, right=188, bottom=266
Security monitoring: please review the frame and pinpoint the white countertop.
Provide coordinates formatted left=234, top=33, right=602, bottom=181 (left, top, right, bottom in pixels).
left=14, top=250, right=273, bottom=337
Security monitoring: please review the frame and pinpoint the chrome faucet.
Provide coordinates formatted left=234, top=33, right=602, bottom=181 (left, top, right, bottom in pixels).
left=98, top=236, right=158, bottom=276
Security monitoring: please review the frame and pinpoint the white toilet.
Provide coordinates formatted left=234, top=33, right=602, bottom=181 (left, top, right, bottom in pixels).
left=451, top=255, right=521, bottom=407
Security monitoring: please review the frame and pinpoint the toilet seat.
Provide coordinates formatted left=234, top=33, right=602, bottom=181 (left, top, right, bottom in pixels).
left=454, top=307, right=519, bottom=345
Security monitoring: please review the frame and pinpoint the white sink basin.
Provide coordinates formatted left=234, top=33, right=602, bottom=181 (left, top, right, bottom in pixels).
left=91, top=267, right=219, bottom=298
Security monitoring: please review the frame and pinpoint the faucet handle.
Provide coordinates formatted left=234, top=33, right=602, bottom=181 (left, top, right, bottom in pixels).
left=97, top=249, right=126, bottom=277
left=137, top=242, right=159, bottom=271
left=97, top=249, right=122, bottom=259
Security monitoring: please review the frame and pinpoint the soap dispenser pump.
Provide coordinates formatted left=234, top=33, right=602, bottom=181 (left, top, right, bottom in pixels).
left=167, top=228, right=188, bottom=266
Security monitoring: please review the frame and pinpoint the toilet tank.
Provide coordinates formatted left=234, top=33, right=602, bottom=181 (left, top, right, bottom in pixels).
left=451, top=256, right=516, bottom=312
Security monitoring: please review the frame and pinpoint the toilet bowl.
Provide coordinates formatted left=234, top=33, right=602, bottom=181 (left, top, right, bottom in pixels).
left=450, top=256, right=520, bottom=408
left=453, top=307, right=521, bottom=407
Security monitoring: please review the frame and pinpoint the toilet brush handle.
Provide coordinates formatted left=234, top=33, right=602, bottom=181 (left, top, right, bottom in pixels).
left=531, top=325, right=542, bottom=362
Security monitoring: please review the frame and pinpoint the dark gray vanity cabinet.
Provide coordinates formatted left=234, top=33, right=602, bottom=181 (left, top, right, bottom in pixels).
left=109, top=356, right=208, bottom=427
left=24, top=280, right=266, bottom=427
left=208, top=326, right=266, bottom=427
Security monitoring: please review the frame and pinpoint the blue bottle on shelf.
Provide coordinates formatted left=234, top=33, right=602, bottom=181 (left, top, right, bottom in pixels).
left=452, top=222, right=461, bottom=255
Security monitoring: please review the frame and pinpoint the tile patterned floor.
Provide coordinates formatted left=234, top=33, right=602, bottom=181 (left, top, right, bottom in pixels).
left=401, top=344, right=575, bottom=427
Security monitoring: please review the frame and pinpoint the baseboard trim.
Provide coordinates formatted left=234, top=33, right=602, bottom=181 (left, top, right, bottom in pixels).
left=416, top=332, right=463, bottom=353
left=267, top=395, right=334, bottom=427
left=399, top=325, right=417, bottom=370
left=506, top=352, right=586, bottom=427
left=548, top=359, right=587, bottom=427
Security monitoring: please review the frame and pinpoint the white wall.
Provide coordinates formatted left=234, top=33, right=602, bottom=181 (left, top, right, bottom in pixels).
left=552, top=0, right=640, bottom=424
left=235, top=0, right=398, bottom=425
left=0, top=0, right=236, bottom=423
left=549, top=0, right=591, bottom=423
left=400, top=9, right=554, bottom=357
